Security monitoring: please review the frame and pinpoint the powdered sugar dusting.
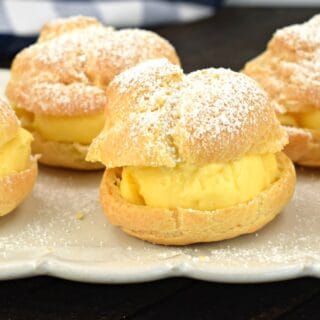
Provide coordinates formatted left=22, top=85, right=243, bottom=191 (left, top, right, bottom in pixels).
left=274, top=14, right=320, bottom=54
left=175, top=69, right=271, bottom=158
left=18, top=81, right=107, bottom=116
left=285, top=125, right=313, bottom=138
left=246, top=14, right=320, bottom=111
left=7, top=16, right=179, bottom=116
left=0, top=97, right=19, bottom=146
left=0, top=168, right=106, bottom=249
left=91, top=59, right=287, bottom=166
left=273, top=14, right=320, bottom=100
left=0, top=167, right=319, bottom=278
left=114, top=58, right=182, bottom=94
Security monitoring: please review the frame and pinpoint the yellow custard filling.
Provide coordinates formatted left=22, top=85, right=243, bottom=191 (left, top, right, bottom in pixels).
left=120, top=154, right=279, bottom=211
left=279, top=111, right=320, bottom=130
left=0, top=128, right=33, bottom=177
left=16, top=109, right=105, bottom=144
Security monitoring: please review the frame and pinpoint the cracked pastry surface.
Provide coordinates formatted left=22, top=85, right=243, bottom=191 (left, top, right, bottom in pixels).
left=0, top=98, right=37, bottom=216
left=6, top=16, right=180, bottom=170
left=87, top=59, right=296, bottom=245
left=243, top=14, right=320, bottom=166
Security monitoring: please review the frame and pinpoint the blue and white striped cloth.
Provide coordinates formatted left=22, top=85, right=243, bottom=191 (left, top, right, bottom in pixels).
left=0, top=0, right=221, bottom=62
left=0, top=0, right=220, bottom=35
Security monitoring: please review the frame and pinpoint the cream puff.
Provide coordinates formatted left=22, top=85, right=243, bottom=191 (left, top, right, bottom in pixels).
left=0, top=98, right=37, bottom=216
left=6, top=16, right=180, bottom=170
left=86, top=59, right=296, bottom=245
left=243, top=14, right=320, bottom=167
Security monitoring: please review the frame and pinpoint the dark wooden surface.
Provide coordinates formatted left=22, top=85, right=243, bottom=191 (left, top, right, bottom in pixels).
left=0, top=276, right=320, bottom=319
left=1, top=7, right=320, bottom=320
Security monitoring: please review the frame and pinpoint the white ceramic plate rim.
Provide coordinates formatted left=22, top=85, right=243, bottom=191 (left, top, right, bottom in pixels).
left=1, top=254, right=319, bottom=283
left=1, top=68, right=319, bottom=284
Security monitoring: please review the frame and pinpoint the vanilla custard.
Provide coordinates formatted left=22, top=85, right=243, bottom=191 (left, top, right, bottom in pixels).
left=120, top=153, right=279, bottom=211
left=0, top=128, right=33, bottom=177
left=16, top=109, right=105, bottom=144
left=279, top=111, right=320, bottom=130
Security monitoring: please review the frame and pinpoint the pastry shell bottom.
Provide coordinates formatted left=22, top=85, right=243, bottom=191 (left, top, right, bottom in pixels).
left=32, top=131, right=104, bottom=170
left=0, top=157, right=37, bottom=216
left=283, top=126, right=320, bottom=167
left=100, top=152, right=296, bottom=245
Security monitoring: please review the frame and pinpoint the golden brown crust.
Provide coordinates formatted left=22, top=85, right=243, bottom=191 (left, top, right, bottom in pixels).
left=99, top=153, right=296, bottom=245
left=0, top=158, right=37, bottom=217
left=6, top=16, right=180, bottom=117
left=243, top=14, right=320, bottom=113
left=283, top=126, right=320, bottom=167
left=32, top=131, right=104, bottom=170
left=39, top=16, right=101, bottom=42
left=7, top=80, right=108, bottom=117
left=243, top=15, right=320, bottom=166
left=87, top=59, right=288, bottom=167
left=0, top=98, right=20, bottom=147
left=0, top=99, right=38, bottom=215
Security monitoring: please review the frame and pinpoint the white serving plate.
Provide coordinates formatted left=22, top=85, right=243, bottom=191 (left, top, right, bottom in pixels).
left=0, top=69, right=319, bottom=283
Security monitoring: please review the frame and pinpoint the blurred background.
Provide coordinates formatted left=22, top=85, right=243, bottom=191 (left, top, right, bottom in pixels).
left=0, top=0, right=319, bottom=64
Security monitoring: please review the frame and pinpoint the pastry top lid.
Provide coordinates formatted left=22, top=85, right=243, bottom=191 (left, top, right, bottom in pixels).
left=6, top=16, right=180, bottom=117
left=243, top=14, right=320, bottom=112
left=0, top=98, right=20, bottom=147
left=87, top=59, right=288, bottom=168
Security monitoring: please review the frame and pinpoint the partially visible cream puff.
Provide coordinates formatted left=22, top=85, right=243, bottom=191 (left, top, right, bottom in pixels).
left=6, top=16, right=180, bottom=170
left=0, top=98, right=37, bottom=216
left=87, top=59, right=296, bottom=245
left=243, top=14, right=320, bottom=166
